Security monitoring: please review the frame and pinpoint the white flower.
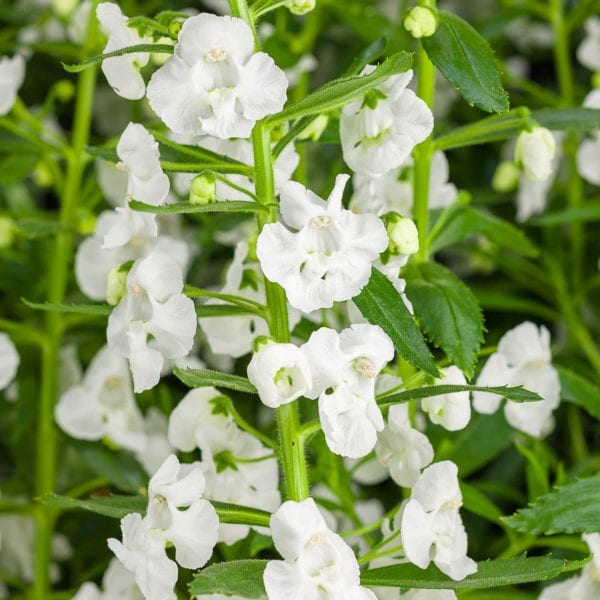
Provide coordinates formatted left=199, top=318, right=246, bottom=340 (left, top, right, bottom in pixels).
left=257, top=175, right=388, bottom=313
left=264, top=498, right=376, bottom=600
left=107, top=249, right=197, bottom=393
left=134, top=407, right=174, bottom=476
left=54, top=345, right=146, bottom=451
left=302, top=324, right=394, bottom=458
left=515, top=127, right=556, bottom=182
left=107, top=513, right=178, bottom=600
left=472, top=322, right=560, bottom=438
left=73, top=558, right=143, bottom=600
left=147, top=13, right=287, bottom=139
left=0, top=333, right=19, bottom=391
left=96, top=3, right=149, bottom=100
left=577, top=17, right=600, bottom=72
left=247, top=342, right=312, bottom=408
left=400, top=461, right=477, bottom=580
left=422, top=366, right=471, bottom=431
left=0, top=54, right=25, bottom=115
left=375, top=403, right=434, bottom=487
left=340, top=68, right=433, bottom=177
left=576, top=90, right=600, bottom=186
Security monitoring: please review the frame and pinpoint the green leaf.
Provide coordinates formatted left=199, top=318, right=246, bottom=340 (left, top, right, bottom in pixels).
left=0, top=153, right=40, bottom=184
left=38, top=493, right=146, bottom=519
left=266, top=51, right=413, bottom=127
left=128, top=200, right=267, bottom=215
left=378, top=384, right=541, bottom=407
left=15, top=218, right=70, bottom=238
left=422, top=11, right=509, bottom=113
left=429, top=206, right=539, bottom=257
left=360, top=555, right=589, bottom=589
left=530, top=202, right=600, bottom=226
left=504, top=476, right=600, bottom=535
left=558, top=367, right=600, bottom=420
left=22, top=299, right=111, bottom=316
left=190, top=560, right=267, bottom=598
left=404, top=262, right=484, bottom=378
left=460, top=482, right=504, bottom=525
left=173, top=367, right=258, bottom=395
left=354, top=268, right=439, bottom=378
left=211, top=502, right=271, bottom=528
left=62, top=43, right=174, bottom=73
left=533, top=107, right=600, bottom=132
left=474, top=289, right=559, bottom=322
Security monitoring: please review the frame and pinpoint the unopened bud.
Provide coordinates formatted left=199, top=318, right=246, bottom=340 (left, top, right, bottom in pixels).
left=592, top=72, right=600, bottom=89
left=404, top=6, right=438, bottom=39
left=0, top=216, right=16, bottom=248
left=54, top=80, right=75, bottom=103
left=515, top=126, right=555, bottom=182
left=189, top=172, right=216, bottom=205
left=492, top=161, right=520, bottom=192
left=168, top=20, right=182, bottom=40
left=76, top=209, right=96, bottom=235
left=286, top=0, right=315, bottom=15
left=33, top=163, right=53, bottom=188
left=297, top=114, right=328, bottom=142
left=106, top=261, right=133, bottom=306
left=383, top=212, right=419, bottom=256
left=52, top=0, right=77, bottom=17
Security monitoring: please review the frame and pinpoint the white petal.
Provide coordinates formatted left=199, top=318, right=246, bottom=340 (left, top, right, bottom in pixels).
left=132, top=250, right=183, bottom=302
left=411, top=461, right=461, bottom=513
left=0, top=333, right=19, bottom=390
left=577, top=137, right=600, bottom=185
left=0, top=54, right=25, bottom=115
left=400, top=500, right=435, bottom=569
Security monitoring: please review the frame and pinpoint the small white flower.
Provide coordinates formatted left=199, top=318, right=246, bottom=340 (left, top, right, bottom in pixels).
left=576, top=90, right=600, bottom=186
left=73, top=558, right=143, bottom=600
left=264, top=498, right=376, bottom=600
left=577, top=17, right=600, bottom=72
left=147, top=14, right=288, bottom=139
left=0, top=333, right=19, bottom=391
left=400, top=461, right=477, bottom=581
left=422, top=366, right=471, bottom=431
left=134, top=408, right=174, bottom=476
left=340, top=68, right=433, bottom=177
left=247, top=342, right=312, bottom=408
left=257, top=175, right=388, bottom=313
left=515, top=127, right=556, bottom=182
left=96, top=3, right=149, bottom=100
left=0, top=54, right=25, bottom=116
left=107, top=249, right=197, bottom=393
left=472, top=321, right=560, bottom=438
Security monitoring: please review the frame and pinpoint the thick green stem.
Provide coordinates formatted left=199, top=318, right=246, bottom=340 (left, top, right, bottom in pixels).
left=413, top=40, right=435, bottom=262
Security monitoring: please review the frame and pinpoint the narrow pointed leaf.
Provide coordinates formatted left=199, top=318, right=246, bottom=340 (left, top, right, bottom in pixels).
left=354, top=268, right=439, bottom=377
left=533, top=107, right=600, bottom=132
left=190, top=560, right=268, bottom=598
left=22, top=299, right=111, bottom=316
left=173, top=367, right=258, bottom=395
left=558, top=367, right=600, bottom=420
left=129, top=200, right=267, bottom=215
left=38, top=493, right=146, bottom=519
left=62, top=44, right=174, bottom=73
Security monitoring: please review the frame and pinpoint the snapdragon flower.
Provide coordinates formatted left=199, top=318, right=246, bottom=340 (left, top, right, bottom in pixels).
left=0, top=54, right=25, bottom=115
left=472, top=321, right=560, bottom=438
left=107, top=249, right=197, bottom=392
left=340, top=68, right=433, bottom=177
left=0, top=333, right=19, bottom=391
left=96, top=3, right=149, bottom=100
left=257, top=175, right=388, bottom=313
left=400, top=461, right=477, bottom=580
left=263, top=497, right=376, bottom=599
left=147, top=13, right=287, bottom=139
left=302, top=324, right=394, bottom=458
left=421, top=366, right=471, bottom=431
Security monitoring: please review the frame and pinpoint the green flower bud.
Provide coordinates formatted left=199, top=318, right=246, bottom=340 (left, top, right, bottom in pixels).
left=189, top=172, right=216, bottom=205
left=52, top=0, right=77, bottom=17
left=168, top=20, right=182, bottom=40
left=53, top=80, right=75, bottom=103
left=106, top=261, right=133, bottom=306
left=592, top=72, right=600, bottom=89
left=297, top=114, right=328, bottom=142
left=383, top=212, right=419, bottom=256
left=0, top=216, right=16, bottom=248
left=76, top=209, right=96, bottom=235
left=286, top=0, right=316, bottom=15
left=33, top=163, right=53, bottom=188
left=404, top=6, right=438, bottom=38
left=492, top=161, right=520, bottom=193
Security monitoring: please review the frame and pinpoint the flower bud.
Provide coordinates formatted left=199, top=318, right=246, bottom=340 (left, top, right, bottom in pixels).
left=286, top=0, right=316, bottom=15
left=404, top=6, right=438, bottom=39
left=492, top=161, right=520, bottom=192
left=383, top=212, right=419, bottom=256
left=53, top=80, right=75, bottom=103
left=592, top=72, right=600, bottom=89
left=168, top=20, right=182, bottom=40
left=52, top=0, right=77, bottom=17
left=297, top=114, right=328, bottom=142
left=33, top=163, right=53, bottom=188
left=189, top=172, right=216, bottom=205
left=515, top=126, right=556, bottom=182
left=76, top=209, right=96, bottom=235
left=0, top=216, right=16, bottom=248
left=106, top=261, right=133, bottom=305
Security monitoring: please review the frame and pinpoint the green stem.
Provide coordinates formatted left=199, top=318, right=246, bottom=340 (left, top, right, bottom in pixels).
left=413, top=38, right=436, bottom=262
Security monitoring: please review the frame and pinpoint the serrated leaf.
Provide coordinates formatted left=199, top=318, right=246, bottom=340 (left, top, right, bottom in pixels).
left=173, top=367, right=257, bottom=395
left=22, top=298, right=111, bottom=316
left=129, top=200, right=267, bottom=215
left=38, top=493, right=146, bottom=518
left=558, top=367, right=600, bottom=420
left=504, top=476, right=600, bottom=535
left=266, top=51, right=413, bottom=127
left=190, top=560, right=268, bottom=598
left=422, top=11, right=509, bottom=113
left=360, top=555, right=589, bottom=589
left=429, top=206, right=539, bottom=257
left=354, top=268, right=439, bottom=378
left=533, top=107, right=600, bottom=132
left=404, top=262, right=484, bottom=377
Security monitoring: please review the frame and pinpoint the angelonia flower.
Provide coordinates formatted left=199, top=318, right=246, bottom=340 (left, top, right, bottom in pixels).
left=263, top=497, right=376, bottom=599
left=257, top=175, right=388, bottom=313
left=72, top=558, right=143, bottom=600
left=106, top=249, right=197, bottom=393
left=400, top=461, right=477, bottom=580
left=421, top=366, right=471, bottom=431
left=96, top=3, right=149, bottom=100
left=514, top=126, right=556, bottom=182
left=340, top=68, right=434, bottom=177
left=147, top=13, right=288, bottom=139
left=0, top=333, right=19, bottom=391
left=302, top=324, right=394, bottom=458
left=108, top=455, right=218, bottom=600
left=576, top=89, right=600, bottom=186
left=576, top=17, right=600, bottom=73
left=0, top=54, right=25, bottom=115
left=473, top=321, right=560, bottom=438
